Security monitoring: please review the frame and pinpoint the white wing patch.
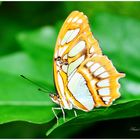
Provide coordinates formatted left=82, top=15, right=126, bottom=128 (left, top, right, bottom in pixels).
left=68, top=41, right=86, bottom=57
left=61, top=28, right=80, bottom=45
left=90, top=46, right=94, bottom=53
left=102, top=97, right=111, bottom=102
left=97, top=79, right=110, bottom=87
left=68, top=68, right=77, bottom=81
left=66, top=28, right=80, bottom=43
left=67, top=17, right=72, bottom=23
left=98, top=72, right=109, bottom=78
left=68, top=72, right=94, bottom=110
left=68, top=55, right=85, bottom=76
left=72, top=16, right=78, bottom=22
left=90, top=63, right=101, bottom=73
left=61, top=30, right=73, bottom=45
left=58, top=46, right=68, bottom=56
left=62, top=65, right=68, bottom=73
left=77, top=19, right=83, bottom=24
left=94, top=67, right=106, bottom=77
left=86, top=61, right=94, bottom=67
left=98, top=88, right=110, bottom=96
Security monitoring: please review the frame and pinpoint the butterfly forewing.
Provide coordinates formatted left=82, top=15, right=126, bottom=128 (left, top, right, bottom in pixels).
left=54, top=11, right=102, bottom=59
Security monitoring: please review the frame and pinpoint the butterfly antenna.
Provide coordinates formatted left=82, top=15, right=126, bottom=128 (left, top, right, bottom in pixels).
left=20, top=75, right=51, bottom=93
left=38, top=88, right=51, bottom=93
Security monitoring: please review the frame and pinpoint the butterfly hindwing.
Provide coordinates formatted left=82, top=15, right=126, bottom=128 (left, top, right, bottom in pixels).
left=77, top=55, right=125, bottom=107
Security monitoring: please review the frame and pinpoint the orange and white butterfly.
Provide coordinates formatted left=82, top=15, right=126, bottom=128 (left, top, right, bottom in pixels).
left=50, top=11, right=125, bottom=122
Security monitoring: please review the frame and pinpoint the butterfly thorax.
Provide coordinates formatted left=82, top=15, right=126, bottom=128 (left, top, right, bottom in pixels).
left=53, top=55, right=74, bottom=110
left=50, top=93, right=73, bottom=109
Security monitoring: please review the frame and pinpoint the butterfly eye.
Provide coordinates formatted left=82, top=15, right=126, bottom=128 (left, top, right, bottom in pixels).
left=57, top=56, right=61, bottom=61
left=55, top=56, right=61, bottom=61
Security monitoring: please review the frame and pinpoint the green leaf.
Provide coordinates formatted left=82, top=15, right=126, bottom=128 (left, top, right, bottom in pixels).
left=47, top=101, right=140, bottom=138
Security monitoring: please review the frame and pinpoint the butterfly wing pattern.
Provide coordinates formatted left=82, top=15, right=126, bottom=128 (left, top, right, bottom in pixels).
left=51, top=11, right=125, bottom=112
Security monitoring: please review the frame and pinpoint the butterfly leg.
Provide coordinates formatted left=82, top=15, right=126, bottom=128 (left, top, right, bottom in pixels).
left=60, top=104, right=66, bottom=122
left=52, top=106, right=66, bottom=125
left=52, top=107, right=61, bottom=125
left=74, top=110, right=78, bottom=117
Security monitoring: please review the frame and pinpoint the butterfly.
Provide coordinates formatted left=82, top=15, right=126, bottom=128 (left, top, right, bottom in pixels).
left=49, top=11, right=125, bottom=123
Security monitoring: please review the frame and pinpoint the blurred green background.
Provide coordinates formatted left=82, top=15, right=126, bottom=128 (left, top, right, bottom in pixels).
left=0, top=1, right=140, bottom=138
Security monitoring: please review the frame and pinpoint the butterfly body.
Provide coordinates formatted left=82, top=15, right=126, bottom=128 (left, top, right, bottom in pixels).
left=50, top=11, right=125, bottom=112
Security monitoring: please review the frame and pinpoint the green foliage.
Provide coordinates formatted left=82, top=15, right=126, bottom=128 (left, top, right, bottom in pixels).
left=0, top=2, right=140, bottom=138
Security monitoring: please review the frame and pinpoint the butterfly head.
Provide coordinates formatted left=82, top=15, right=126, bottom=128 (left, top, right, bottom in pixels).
left=54, top=55, right=68, bottom=73
left=55, top=56, right=63, bottom=66
left=49, top=94, right=60, bottom=105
